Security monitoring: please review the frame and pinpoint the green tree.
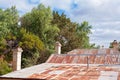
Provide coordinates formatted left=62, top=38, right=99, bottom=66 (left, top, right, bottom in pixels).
left=52, top=12, right=75, bottom=52
left=0, top=6, right=19, bottom=38
left=0, top=9, right=9, bottom=39
left=0, top=6, right=19, bottom=55
left=52, top=12, right=93, bottom=53
left=15, top=28, right=44, bottom=68
left=76, top=21, right=92, bottom=48
left=21, top=4, right=59, bottom=51
left=0, top=6, right=19, bottom=61
left=0, top=6, right=45, bottom=68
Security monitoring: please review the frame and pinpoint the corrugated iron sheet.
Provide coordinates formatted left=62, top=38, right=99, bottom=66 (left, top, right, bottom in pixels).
left=29, top=65, right=120, bottom=80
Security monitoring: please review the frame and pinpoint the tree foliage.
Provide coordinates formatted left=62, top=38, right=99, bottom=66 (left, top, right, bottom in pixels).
left=52, top=12, right=93, bottom=53
left=0, top=6, right=45, bottom=69
left=0, top=58, right=12, bottom=75
left=21, top=4, right=59, bottom=50
left=76, top=21, right=92, bottom=48
left=0, top=7, right=19, bottom=62
left=18, top=28, right=44, bottom=67
left=0, top=4, right=95, bottom=74
left=0, top=6, right=19, bottom=38
left=18, top=28, right=44, bottom=50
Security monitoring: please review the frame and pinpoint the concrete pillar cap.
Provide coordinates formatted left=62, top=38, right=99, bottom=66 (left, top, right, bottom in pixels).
left=12, top=47, right=23, bottom=53
left=56, top=41, right=62, bottom=47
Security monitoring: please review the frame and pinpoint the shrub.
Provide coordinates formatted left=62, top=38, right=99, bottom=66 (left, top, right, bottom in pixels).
left=0, top=59, right=12, bottom=75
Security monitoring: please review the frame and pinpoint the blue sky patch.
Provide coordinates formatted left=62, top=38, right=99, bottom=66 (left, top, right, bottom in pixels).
left=28, top=0, right=40, bottom=4
left=53, top=8, right=65, bottom=15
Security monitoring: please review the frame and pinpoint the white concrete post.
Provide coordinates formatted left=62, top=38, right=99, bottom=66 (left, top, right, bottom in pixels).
left=55, top=41, right=62, bottom=54
left=12, top=47, right=23, bottom=71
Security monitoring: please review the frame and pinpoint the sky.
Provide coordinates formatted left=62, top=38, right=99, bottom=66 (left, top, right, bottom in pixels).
left=0, top=0, right=120, bottom=48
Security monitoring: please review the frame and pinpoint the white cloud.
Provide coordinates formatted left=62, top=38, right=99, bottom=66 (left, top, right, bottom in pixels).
left=40, top=0, right=73, bottom=11
left=0, top=0, right=120, bottom=48
left=65, top=0, right=120, bottom=47
left=90, top=26, right=120, bottom=47
left=69, top=0, right=120, bottom=23
left=0, top=0, right=37, bottom=15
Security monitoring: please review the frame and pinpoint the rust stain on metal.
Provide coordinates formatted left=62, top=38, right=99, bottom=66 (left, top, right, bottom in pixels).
left=29, top=65, right=120, bottom=80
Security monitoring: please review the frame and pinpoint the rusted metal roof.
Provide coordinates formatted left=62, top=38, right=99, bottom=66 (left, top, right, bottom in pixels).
left=67, top=49, right=119, bottom=54
left=2, top=48, right=120, bottom=80
left=46, top=53, right=120, bottom=64
left=29, top=65, right=120, bottom=80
